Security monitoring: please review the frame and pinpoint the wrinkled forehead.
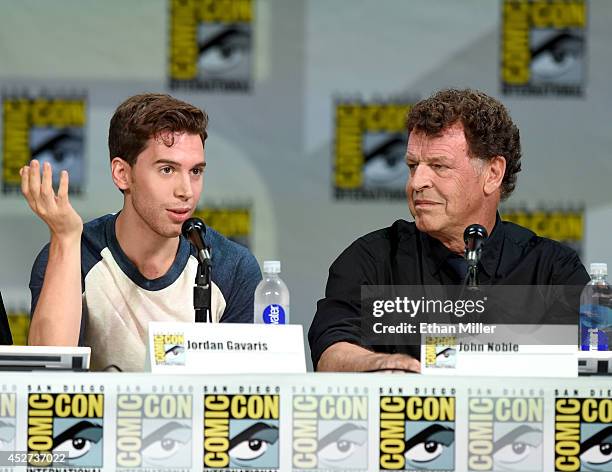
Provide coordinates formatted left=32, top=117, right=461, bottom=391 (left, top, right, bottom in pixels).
left=406, top=123, right=469, bottom=159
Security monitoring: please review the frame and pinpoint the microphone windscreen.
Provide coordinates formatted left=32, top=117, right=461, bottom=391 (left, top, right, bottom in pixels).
left=182, top=218, right=206, bottom=240
left=463, top=224, right=488, bottom=243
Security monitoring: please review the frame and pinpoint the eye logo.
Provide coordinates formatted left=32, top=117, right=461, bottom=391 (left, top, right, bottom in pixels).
left=468, top=397, right=543, bottom=472
left=501, top=0, right=586, bottom=96
left=116, top=394, right=193, bottom=470
left=334, top=100, right=413, bottom=201
left=169, top=0, right=253, bottom=92
left=292, top=395, right=368, bottom=471
left=153, top=334, right=186, bottom=366
left=0, top=393, right=16, bottom=452
left=2, top=94, right=86, bottom=195
left=555, top=398, right=612, bottom=472
left=425, top=337, right=457, bottom=368
left=204, top=394, right=280, bottom=470
left=27, top=393, right=104, bottom=468
left=380, top=396, right=455, bottom=471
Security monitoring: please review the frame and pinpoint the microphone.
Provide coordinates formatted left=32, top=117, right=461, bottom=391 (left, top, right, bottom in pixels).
left=181, top=218, right=211, bottom=264
left=464, top=224, right=488, bottom=266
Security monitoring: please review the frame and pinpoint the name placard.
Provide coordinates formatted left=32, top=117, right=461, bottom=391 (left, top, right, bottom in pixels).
left=146, top=322, right=306, bottom=374
left=420, top=324, right=578, bottom=377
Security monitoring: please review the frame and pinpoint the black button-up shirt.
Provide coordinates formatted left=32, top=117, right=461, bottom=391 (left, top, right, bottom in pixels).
left=308, top=217, right=590, bottom=368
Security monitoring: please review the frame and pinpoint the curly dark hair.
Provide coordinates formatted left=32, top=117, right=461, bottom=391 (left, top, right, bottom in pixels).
left=108, top=93, right=208, bottom=166
left=406, top=89, right=521, bottom=200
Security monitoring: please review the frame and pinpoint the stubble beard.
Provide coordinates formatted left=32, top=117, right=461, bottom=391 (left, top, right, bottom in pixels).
left=132, top=194, right=181, bottom=239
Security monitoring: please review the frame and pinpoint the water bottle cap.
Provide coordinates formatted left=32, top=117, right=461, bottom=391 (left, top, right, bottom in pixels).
left=263, top=260, right=281, bottom=273
left=590, top=263, right=607, bottom=276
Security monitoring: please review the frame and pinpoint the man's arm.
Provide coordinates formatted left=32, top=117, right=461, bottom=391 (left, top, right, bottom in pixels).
left=22, top=160, right=83, bottom=345
left=309, top=235, right=420, bottom=372
left=317, top=342, right=421, bottom=372
left=219, top=249, right=262, bottom=323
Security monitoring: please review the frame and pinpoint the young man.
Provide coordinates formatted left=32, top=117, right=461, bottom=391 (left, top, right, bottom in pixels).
left=21, top=93, right=261, bottom=371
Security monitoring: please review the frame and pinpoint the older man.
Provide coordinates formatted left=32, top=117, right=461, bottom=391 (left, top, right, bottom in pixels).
left=309, top=88, right=589, bottom=372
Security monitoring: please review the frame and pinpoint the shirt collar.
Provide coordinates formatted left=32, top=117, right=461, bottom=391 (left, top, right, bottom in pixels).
left=421, top=213, right=505, bottom=278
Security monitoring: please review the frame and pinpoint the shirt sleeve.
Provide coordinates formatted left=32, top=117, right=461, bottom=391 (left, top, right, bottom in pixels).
left=548, top=243, right=590, bottom=325
left=308, top=239, right=379, bottom=369
left=29, top=244, right=50, bottom=318
left=551, top=244, right=590, bottom=286
left=219, top=251, right=262, bottom=323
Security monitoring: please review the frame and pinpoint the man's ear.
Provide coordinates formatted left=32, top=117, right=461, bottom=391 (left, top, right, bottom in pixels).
left=111, top=157, right=131, bottom=191
left=483, top=156, right=506, bottom=196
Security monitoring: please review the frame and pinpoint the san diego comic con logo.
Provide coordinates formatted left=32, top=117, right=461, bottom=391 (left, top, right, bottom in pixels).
left=27, top=393, right=104, bottom=468
left=555, top=397, right=612, bottom=472
left=203, top=394, right=280, bottom=470
left=2, top=94, right=86, bottom=194
left=379, top=396, right=455, bottom=471
left=169, top=0, right=253, bottom=92
left=501, top=207, right=584, bottom=258
left=154, top=334, right=186, bottom=366
left=425, top=336, right=457, bottom=369
left=292, top=395, right=368, bottom=471
left=334, top=100, right=412, bottom=200
left=501, top=0, right=586, bottom=96
left=0, top=393, right=16, bottom=452
left=468, top=397, right=543, bottom=471
left=193, top=206, right=252, bottom=249
left=116, top=394, right=193, bottom=470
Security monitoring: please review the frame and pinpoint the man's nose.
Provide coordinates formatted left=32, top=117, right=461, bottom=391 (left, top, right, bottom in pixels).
left=175, top=172, right=194, bottom=200
left=409, top=164, right=433, bottom=191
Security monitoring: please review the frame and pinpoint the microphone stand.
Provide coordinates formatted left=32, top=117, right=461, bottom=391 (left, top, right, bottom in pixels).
left=465, top=260, right=480, bottom=291
left=194, top=247, right=212, bottom=323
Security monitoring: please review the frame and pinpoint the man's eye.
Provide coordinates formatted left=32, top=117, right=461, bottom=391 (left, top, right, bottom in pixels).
left=192, top=168, right=204, bottom=176
left=161, top=166, right=173, bottom=174
left=431, top=164, right=445, bottom=170
left=407, top=163, right=417, bottom=171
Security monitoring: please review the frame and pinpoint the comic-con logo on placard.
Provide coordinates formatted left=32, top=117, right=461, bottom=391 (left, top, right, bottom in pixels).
left=555, top=397, right=611, bottom=472
left=334, top=100, right=412, bottom=200
left=467, top=397, right=543, bottom=471
left=203, top=394, right=279, bottom=470
left=192, top=205, right=252, bottom=249
left=424, top=336, right=457, bottom=369
left=116, top=394, right=193, bottom=470
left=169, top=0, right=253, bottom=92
left=2, top=93, right=86, bottom=194
left=501, top=0, right=587, bottom=96
left=154, top=334, right=186, bottom=366
left=27, top=393, right=104, bottom=469
left=501, top=207, right=583, bottom=258
left=292, top=395, right=368, bottom=471
left=379, top=396, right=455, bottom=471
left=0, top=393, right=16, bottom=452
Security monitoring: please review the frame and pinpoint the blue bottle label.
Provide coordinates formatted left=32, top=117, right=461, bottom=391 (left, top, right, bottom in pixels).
left=580, top=303, right=611, bottom=350
left=262, top=304, right=286, bottom=324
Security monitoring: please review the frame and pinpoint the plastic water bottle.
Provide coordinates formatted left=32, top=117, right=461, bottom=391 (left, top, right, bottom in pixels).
left=254, top=261, right=290, bottom=324
left=579, top=263, right=612, bottom=351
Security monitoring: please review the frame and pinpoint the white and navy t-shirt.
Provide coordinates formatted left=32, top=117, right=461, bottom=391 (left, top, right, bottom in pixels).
left=29, top=213, right=262, bottom=371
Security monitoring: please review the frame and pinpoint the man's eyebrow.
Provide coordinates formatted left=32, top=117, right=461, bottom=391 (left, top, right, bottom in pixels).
left=153, top=159, right=206, bottom=168
left=405, top=154, right=451, bottom=163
